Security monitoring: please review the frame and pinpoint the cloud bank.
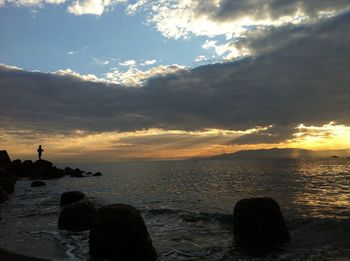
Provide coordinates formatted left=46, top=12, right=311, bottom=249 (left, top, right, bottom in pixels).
left=1, top=11, right=350, bottom=146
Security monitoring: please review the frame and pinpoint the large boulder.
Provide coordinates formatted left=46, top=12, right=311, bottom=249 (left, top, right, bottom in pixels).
left=233, top=197, right=290, bottom=253
left=31, top=181, right=46, bottom=187
left=58, top=200, right=97, bottom=231
left=14, top=160, right=34, bottom=178
left=30, top=160, right=53, bottom=179
left=60, top=191, right=86, bottom=207
left=0, top=150, right=11, bottom=169
left=89, top=204, right=157, bottom=261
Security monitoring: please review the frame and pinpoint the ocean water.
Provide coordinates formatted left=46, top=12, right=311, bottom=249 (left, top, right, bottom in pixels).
left=0, top=158, right=350, bottom=260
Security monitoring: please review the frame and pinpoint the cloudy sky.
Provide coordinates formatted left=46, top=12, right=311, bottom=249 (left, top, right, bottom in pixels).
left=1, top=0, right=350, bottom=161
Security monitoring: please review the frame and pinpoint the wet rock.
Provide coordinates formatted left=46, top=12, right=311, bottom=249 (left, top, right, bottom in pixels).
left=64, top=167, right=74, bottom=175
left=58, top=200, right=97, bottom=231
left=0, top=177, right=15, bottom=194
left=0, top=150, right=11, bottom=169
left=60, top=191, right=86, bottom=207
left=89, top=204, right=157, bottom=261
left=69, top=168, right=85, bottom=178
left=31, top=181, right=46, bottom=187
left=93, top=172, right=102, bottom=177
left=0, top=185, right=9, bottom=203
left=233, top=197, right=290, bottom=253
left=43, top=166, right=65, bottom=180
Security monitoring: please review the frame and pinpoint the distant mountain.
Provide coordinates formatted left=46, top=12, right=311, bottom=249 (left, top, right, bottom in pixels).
left=209, top=148, right=350, bottom=159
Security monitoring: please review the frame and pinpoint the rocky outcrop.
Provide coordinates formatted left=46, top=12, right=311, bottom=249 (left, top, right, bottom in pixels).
left=89, top=204, right=157, bottom=261
left=0, top=185, right=9, bottom=203
left=31, top=181, right=46, bottom=187
left=6, top=156, right=99, bottom=180
left=60, top=191, right=86, bottom=207
left=233, top=197, right=290, bottom=253
left=0, top=150, right=11, bottom=169
left=93, top=172, right=102, bottom=176
left=58, top=200, right=97, bottom=231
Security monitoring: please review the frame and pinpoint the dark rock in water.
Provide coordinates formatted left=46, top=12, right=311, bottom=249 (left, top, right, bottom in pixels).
left=60, top=191, right=86, bottom=207
left=69, top=168, right=85, bottom=178
left=58, top=200, right=97, bottom=231
left=64, top=167, right=74, bottom=175
left=233, top=197, right=290, bottom=254
left=89, top=204, right=157, bottom=261
left=85, top=172, right=92, bottom=175
left=0, top=177, right=15, bottom=194
left=93, top=172, right=102, bottom=176
left=43, top=166, right=65, bottom=180
left=0, top=150, right=11, bottom=168
left=31, top=181, right=46, bottom=187
left=0, top=185, right=9, bottom=203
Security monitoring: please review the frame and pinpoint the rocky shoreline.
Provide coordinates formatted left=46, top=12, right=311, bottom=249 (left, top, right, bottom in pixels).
left=0, top=150, right=102, bottom=203
left=1, top=149, right=292, bottom=260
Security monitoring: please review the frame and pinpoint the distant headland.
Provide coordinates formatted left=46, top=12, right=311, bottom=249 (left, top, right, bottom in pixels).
left=207, top=148, right=350, bottom=159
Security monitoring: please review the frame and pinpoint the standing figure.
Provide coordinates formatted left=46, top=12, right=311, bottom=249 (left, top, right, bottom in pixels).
left=37, top=145, right=44, bottom=160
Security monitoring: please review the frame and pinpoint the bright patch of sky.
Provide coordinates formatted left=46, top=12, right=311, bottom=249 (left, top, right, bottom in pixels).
left=0, top=2, right=212, bottom=83
left=0, top=0, right=349, bottom=85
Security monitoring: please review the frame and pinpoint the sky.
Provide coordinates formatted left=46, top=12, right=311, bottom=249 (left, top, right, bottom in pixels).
left=1, top=0, right=350, bottom=161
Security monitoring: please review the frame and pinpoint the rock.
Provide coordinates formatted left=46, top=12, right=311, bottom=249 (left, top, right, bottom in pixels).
left=42, top=166, right=65, bottom=180
left=8, top=159, right=22, bottom=177
left=0, top=178, right=15, bottom=194
left=0, top=167, right=17, bottom=182
left=15, top=160, right=34, bottom=178
left=233, top=197, right=290, bottom=253
left=0, top=150, right=11, bottom=169
left=93, top=172, right=102, bottom=177
left=30, top=160, right=53, bottom=179
left=64, top=167, right=74, bottom=175
left=0, top=185, right=9, bottom=203
left=89, top=204, right=157, bottom=261
left=58, top=200, right=97, bottom=231
left=31, top=181, right=46, bottom=187
left=60, top=191, right=86, bottom=207
left=69, top=168, right=85, bottom=178
left=34, top=159, right=53, bottom=170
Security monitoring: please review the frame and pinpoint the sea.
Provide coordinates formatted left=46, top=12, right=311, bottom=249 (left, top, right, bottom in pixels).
left=0, top=158, right=350, bottom=260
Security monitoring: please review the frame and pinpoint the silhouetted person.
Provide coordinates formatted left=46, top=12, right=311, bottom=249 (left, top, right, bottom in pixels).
left=37, top=145, right=44, bottom=160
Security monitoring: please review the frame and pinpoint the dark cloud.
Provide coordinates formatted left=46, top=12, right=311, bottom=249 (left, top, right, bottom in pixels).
left=194, top=0, right=350, bottom=22
left=1, top=12, right=350, bottom=145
